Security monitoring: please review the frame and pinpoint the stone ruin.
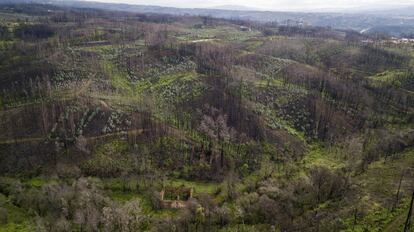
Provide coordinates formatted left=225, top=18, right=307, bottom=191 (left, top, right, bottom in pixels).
left=160, top=187, right=194, bottom=209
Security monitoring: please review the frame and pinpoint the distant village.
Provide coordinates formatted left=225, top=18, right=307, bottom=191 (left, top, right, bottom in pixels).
left=362, top=37, right=414, bottom=45
left=389, top=37, right=414, bottom=44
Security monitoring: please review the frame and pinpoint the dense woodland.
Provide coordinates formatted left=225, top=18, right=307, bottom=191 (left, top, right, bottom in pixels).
left=0, top=3, right=413, bottom=232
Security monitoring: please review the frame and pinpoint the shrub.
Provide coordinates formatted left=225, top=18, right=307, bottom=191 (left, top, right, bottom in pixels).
left=0, top=25, right=10, bottom=39
left=0, top=207, right=8, bottom=225
left=14, top=24, right=55, bottom=40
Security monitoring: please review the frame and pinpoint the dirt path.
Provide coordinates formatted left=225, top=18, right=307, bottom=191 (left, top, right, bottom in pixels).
left=75, top=79, right=93, bottom=96
left=0, top=137, right=47, bottom=145
left=85, top=129, right=147, bottom=142
left=383, top=211, right=406, bottom=232
left=0, top=128, right=148, bottom=145
left=190, top=38, right=220, bottom=43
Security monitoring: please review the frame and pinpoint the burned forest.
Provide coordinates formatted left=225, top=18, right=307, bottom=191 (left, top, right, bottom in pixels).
left=0, top=2, right=414, bottom=232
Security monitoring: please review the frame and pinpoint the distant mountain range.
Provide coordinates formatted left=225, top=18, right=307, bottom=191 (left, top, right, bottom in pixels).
left=208, top=5, right=263, bottom=11
left=1, top=0, right=414, bottom=36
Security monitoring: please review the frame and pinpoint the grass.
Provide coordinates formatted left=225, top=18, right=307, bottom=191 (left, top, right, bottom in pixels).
left=101, top=178, right=180, bottom=218
left=219, top=224, right=279, bottom=232
left=358, top=149, right=414, bottom=203
left=0, top=223, right=32, bottom=232
left=81, top=140, right=133, bottom=176
left=78, top=44, right=114, bottom=52
left=254, top=102, right=306, bottom=141
left=110, top=190, right=178, bottom=217
left=179, top=25, right=261, bottom=42
left=167, top=178, right=219, bottom=195
left=255, top=79, right=284, bottom=88
left=0, top=194, right=33, bottom=232
left=102, top=60, right=134, bottom=95
left=99, top=56, right=201, bottom=111
left=340, top=149, right=414, bottom=231
left=368, top=70, right=408, bottom=88
left=382, top=200, right=413, bottom=232
left=111, top=191, right=142, bottom=202
left=341, top=197, right=411, bottom=232
left=24, top=177, right=46, bottom=188
left=301, top=144, right=345, bottom=170
left=84, top=176, right=179, bottom=218
left=244, top=39, right=264, bottom=52
left=99, top=176, right=219, bottom=216
left=136, top=71, right=198, bottom=93
left=135, top=71, right=203, bottom=122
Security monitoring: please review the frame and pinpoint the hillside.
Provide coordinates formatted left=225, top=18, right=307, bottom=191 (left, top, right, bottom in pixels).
left=0, top=3, right=413, bottom=232
left=1, top=0, right=414, bottom=36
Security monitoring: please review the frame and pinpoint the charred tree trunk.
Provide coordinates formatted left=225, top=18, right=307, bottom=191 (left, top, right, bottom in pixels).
left=404, top=190, right=414, bottom=232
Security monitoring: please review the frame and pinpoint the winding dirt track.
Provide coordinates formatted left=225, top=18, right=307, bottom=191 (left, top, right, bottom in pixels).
left=0, top=129, right=147, bottom=145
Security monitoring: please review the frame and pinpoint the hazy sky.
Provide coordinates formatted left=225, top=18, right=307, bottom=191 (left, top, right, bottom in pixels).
left=85, top=0, right=414, bottom=11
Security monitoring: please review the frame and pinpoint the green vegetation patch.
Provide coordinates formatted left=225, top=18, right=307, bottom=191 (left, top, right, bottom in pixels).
left=180, top=25, right=261, bottom=41
left=301, top=144, right=345, bottom=170
left=342, top=197, right=411, bottom=232
left=368, top=70, right=410, bottom=88
left=136, top=71, right=205, bottom=108
left=103, top=60, right=135, bottom=95
left=341, top=149, right=414, bottom=231
left=0, top=194, right=33, bottom=232
left=81, top=140, right=133, bottom=177
left=254, top=103, right=306, bottom=141
left=167, top=178, right=219, bottom=195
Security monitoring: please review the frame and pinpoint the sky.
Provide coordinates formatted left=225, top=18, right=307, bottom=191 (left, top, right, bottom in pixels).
left=84, top=0, right=414, bottom=11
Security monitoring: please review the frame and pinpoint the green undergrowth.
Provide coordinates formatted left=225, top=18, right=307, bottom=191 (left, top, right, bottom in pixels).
left=102, top=60, right=135, bottom=95
left=24, top=176, right=46, bottom=188
left=0, top=194, right=33, bottom=232
left=100, top=56, right=203, bottom=111
left=368, top=70, right=410, bottom=88
left=81, top=140, right=132, bottom=176
left=244, top=39, right=264, bottom=52
left=166, top=178, right=219, bottom=195
left=301, top=144, right=345, bottom=170
left=254, top=103, right=306, bottom=141
left=0, top=222, right=32, bottom=232
left=342, top=197, right=411, bottom=232
left=93, top=175, right=220, bottom=214
left=136, top=71, right=198, bottom=94
left=96, top=177, right=180, bottom=217
left=255, top=79, right=284, bottom=88
left=179, top=25, right=261, bottom=41
left=78, top=44, right=114, bottom=52
left=357, top=149, right=414, bottom=203
left=219, top=224, right=279, bottom=232
left=110, top=190, right=178, bottom=217
left=341, top=149, right=414, bottom=231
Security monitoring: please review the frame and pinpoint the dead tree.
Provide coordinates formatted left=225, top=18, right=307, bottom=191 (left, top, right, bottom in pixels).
left=404, top=190, right=414, bottom=232
left=393, top=170, right=405, bottom=211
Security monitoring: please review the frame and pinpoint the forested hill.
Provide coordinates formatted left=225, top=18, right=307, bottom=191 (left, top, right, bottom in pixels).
left=1, top=0, right=414, bottom=36
left=0, top=3, right=413, bottom=231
